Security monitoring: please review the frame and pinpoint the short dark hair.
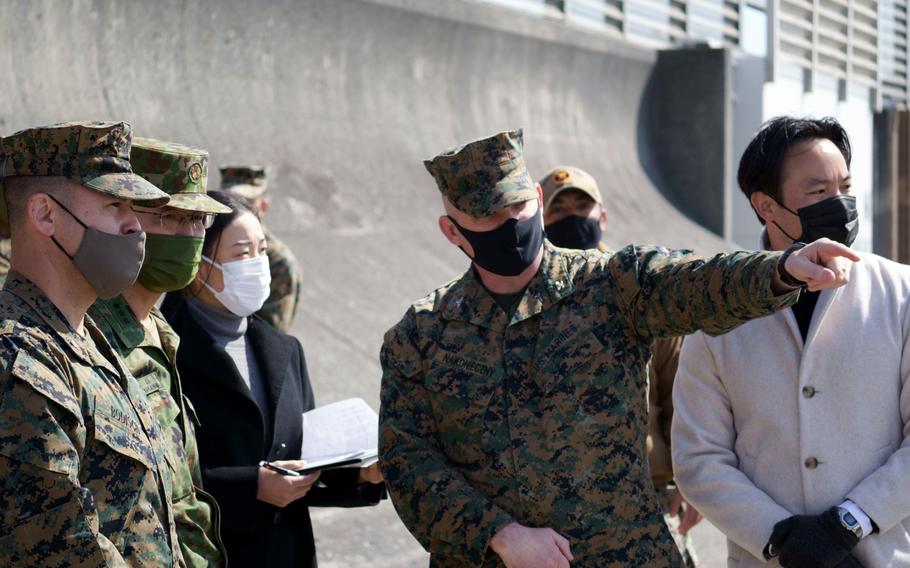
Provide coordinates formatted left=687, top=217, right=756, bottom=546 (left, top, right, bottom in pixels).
left=3, top=176, right=67, bottom=231
left=737, top=116, right=851, bottom=224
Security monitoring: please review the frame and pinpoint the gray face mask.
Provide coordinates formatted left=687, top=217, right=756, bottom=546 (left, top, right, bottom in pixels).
left=48, top=194, right=146, bottom=299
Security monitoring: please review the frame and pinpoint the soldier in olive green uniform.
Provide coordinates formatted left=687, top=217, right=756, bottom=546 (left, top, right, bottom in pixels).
left=378, top=129, right=859, bottom=567
left=539, top=166, right=700, bottom=565
left=88, top=138, right=231, bottom=567
left=0, top=122, right=182, bottom=566
left=221, top=166, right=302, bottom=332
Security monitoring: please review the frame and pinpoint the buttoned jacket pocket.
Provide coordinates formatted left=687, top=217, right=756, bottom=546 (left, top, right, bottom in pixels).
left=92, top=401, right=156, bottom=471
left=534, top=323, right=629, bottom=419
left=424, top=356, right=501, bottom=466
left=142, top=386, right=181, bottom=434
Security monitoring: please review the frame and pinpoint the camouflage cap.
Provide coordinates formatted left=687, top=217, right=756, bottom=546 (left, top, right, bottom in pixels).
left=424, top=129, right=538, bottom=218
left=0, top=121, right=170, bottom=207
left=220, top=166, right=268, bottom=199
left=539, top=165, right=603, bottom=211
left=130, top=137, right=231, bottom=214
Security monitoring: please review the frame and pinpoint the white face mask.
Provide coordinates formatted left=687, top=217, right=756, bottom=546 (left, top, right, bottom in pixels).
left=202, top=255, right=271, bottom=317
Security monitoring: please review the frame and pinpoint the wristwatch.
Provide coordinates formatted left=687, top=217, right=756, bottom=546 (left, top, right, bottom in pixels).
left=777, top=242, right=808, bottom=288
left=836, top=506, right=864, bottom=540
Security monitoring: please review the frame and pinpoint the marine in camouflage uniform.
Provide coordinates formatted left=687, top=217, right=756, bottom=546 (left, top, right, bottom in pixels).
left=539, top=166, right=699, bottom=566
left=89, top=138, right=231, bottom=568
left=221, top=166, right=302, bottom=332
left=0, top=122, right=182, bottom=566
left=378, top=129, right=813, bottom=567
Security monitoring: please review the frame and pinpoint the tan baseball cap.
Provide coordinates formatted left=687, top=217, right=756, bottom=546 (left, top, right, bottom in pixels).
left=539, top=166, right=602, bottom=211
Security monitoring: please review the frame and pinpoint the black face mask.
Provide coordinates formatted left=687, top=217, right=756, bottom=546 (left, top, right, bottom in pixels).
left=545, top=214, right=602, bottom=250
left=448, top=208, right=545, bottom=276
left=772, top=194, right=859, bottom=247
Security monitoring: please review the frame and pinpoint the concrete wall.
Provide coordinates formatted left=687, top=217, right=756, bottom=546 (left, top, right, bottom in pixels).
left=0, top=0, right=732, bottom=564
left=641, top=46, right=731, bottom=238
left=729, top=54, right=766, bottom=248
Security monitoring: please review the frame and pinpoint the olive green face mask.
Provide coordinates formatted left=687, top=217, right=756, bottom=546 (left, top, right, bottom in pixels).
left=137, top=234, right=204, bottom=293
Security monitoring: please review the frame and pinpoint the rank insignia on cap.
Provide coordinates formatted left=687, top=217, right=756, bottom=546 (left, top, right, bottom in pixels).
left=188, top=162, right=203, bottom=183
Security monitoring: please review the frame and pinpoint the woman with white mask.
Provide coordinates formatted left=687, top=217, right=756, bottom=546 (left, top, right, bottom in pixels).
left=161, top=190, right=385, bottom=568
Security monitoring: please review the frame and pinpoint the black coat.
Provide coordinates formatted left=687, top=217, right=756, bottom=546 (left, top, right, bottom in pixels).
left=163, top=296, right=384, bottom=568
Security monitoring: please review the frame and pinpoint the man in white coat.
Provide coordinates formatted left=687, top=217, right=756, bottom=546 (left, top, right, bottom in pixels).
left=672, top=115, right=910, bottom=568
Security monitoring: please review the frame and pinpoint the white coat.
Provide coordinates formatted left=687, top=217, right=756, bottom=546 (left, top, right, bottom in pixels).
left=672, top=251, right=910, bottom=567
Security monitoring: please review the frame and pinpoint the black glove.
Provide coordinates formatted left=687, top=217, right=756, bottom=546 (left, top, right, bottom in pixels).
left=835, top=554, right=865, bottom=568
left=768, top=508, right=860, bottom=568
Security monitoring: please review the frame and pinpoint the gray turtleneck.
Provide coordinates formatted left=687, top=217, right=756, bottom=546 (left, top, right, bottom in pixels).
left=187, top=297, right=270, bottom=422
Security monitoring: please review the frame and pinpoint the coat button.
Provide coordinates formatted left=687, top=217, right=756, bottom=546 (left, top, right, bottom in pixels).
left=280, top=443, right=287, bottom=448
left=802, top=386, right=816, bottom=398
left=273, top=512, right=282, bottom=524
left=804, top=457, right=819, bottom=469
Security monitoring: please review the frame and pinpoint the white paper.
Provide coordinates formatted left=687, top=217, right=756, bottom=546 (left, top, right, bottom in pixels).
left=301, top=398, right=379, bottom=467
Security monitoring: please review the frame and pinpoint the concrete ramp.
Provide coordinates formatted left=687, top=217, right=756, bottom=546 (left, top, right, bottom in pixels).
left=0, top=0, right=729, bottom=564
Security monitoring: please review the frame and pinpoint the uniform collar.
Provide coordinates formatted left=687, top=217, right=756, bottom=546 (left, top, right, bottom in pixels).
left=438, top=241, right=576, bottom=330
left=4, top=270, right=118, bottom=374
left=92, top=296, right=180, bottom=362
left=92, top=294, right=145, bottom=351
left=150, top=306, right=180, bottom=360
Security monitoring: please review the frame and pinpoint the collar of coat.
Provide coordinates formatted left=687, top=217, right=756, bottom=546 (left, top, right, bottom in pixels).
left=436, top=240, right=577, bottom=330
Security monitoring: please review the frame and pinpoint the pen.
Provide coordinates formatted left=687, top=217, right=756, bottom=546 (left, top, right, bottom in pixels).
left=258, top=460, right=302, bottom=477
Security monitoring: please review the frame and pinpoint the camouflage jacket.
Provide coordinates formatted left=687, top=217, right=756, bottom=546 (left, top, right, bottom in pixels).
left=0, top=237, right=11, bottom=287
left=90, top=296, right=227, bottom=568
left=257, top=229, right=301, bottom=332
left=379, top=241, right=799, bottom=567
left=0, top=272, right=181, bottom=567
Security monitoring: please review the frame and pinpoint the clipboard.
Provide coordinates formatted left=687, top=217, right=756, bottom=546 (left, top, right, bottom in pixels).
left=297, top=450, right=378, bottom=474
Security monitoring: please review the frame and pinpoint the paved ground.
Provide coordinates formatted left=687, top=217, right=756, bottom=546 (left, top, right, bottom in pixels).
left=311, top=499, right=730, bottom=567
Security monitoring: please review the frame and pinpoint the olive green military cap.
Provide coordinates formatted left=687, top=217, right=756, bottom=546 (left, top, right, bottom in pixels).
left=221, top=165, right=268, bottom=199
left=539, top=165, right=602, bottom=211
left=130, top=137, right=231, bottom=214
left=0, top=121, right=170, bottom=207
left=424, top=128, right=537, bottom=218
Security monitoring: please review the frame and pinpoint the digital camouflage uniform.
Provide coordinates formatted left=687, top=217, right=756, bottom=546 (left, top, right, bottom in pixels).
left=260, top=229, right=302, bottom=331
left=0, top=122, right=180, bottom=567
left=540, top=167, right=698, bottom=565
left=220, top=165, right=302, bottom=332
left=86, top=136, right=231, bottom=568
left=89, top=298, right=226, bottom=568
left=379, top=129, right=800, bottom=567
